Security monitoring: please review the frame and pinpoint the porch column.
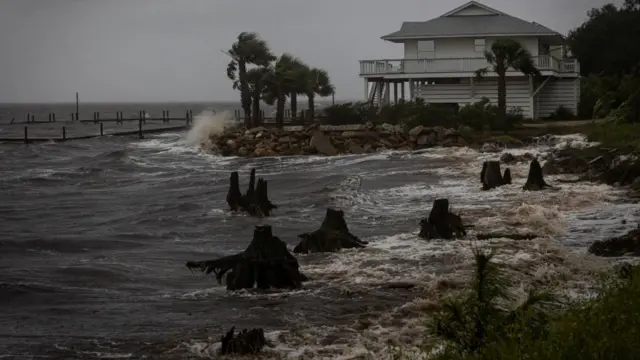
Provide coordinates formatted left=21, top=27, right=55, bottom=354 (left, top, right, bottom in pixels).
left=364, top=78, right=369, bottom=101
left=393, top=82, right=398, bottom=104
left=385, top=81, right=391, bottom=105
left=401, top=82, right=405, bottom=101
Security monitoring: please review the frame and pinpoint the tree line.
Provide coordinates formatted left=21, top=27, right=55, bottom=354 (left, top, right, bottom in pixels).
left=225, top=32, right=335, bottom=129
left=568, top=0, right=640, bottom=122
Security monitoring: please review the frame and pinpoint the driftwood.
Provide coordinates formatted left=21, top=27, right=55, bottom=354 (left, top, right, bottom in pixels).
left=294, top=208, right=368, bottom=253
left=419, top=199, right=466, bottom=240
left=186, top=225, right=308, bottom=290
left=219, top=327, right=267, bottom=355
left=481, top=161, right=510, bottom=190
left=226, top=168, right=277, bottom=217
left=523, top=159, right=551, bottom=191
left=476, top=232, right=537, bottom=240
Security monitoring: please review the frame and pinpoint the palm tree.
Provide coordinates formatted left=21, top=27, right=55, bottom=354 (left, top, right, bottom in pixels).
left=245, top=67, right=271, bottom=127
left=226, top=32, right=275, bottom=128
left=263, top=54, right=307, bottom=128
left=289, top=62, right=310, bottom=121
left=303, top=68, right=335, bottom=121
left=475, top=39, right=541, bottom=118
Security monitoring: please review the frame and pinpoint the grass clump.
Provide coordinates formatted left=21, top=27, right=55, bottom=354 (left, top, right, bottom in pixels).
left=586, top=121, right=640, bottom=150
left=423, top=250, right=640, bottom=360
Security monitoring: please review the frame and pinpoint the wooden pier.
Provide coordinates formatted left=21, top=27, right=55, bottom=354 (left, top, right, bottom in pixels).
left=0, top=110, right=194, bottom=143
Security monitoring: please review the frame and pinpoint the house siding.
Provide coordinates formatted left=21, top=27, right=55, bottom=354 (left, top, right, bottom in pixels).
left=535, top=78, right=580, bottom=118
left=413, top=77, right=533, bottom=118
left=415, top=80, right=472, bottom=103
left=403, top=36, right=539, bottom=59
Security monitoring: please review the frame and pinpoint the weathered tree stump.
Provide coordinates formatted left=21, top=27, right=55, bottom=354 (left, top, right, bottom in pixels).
left=226, top=171, right=243, bottom=211
left=418, top=199, right=466, bottom=240
left=523, top=158, right=551, bottom=190
left=186, top=225, right=308, bottom=290
left=502, top=168, right=512, bottom=185
left=219, top=327, right=267, bottom=355
left=481, top=160, right=509, bottom=190
left=294, top=208, right=368, bottom=253
left=226, top=168, right=277, bottom=217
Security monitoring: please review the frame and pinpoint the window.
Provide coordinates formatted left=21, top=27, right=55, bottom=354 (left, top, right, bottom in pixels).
left=474, top=38, right=486, bottom=53
left=417, top=40, right=435, bottom=59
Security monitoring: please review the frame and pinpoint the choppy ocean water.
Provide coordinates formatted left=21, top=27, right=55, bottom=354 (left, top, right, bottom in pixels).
left=1, top=107, right=640, bottom=359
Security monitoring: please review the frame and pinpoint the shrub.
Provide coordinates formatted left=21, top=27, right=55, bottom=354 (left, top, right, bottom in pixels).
left=320, top=98, right=524, bottom=131
left=545, top=105, right=577, bottom=121
left=456, top=98, right=523, bottom=131
left=423, top=261, right=640, bottom=360
left=320, top=102, right=375, bottom=125
left=425, top=249, right=556, bottom=360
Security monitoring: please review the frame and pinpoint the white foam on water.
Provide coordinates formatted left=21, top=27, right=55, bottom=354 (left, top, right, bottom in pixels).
left=182, top=135, right=640, bottom=359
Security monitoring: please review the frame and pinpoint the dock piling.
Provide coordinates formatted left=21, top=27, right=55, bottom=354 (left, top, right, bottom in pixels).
left=100, top=122, right=104, bottom=136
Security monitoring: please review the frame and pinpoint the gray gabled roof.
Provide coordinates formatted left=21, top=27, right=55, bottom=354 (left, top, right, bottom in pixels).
left=381, top=1, right=562, bottom=41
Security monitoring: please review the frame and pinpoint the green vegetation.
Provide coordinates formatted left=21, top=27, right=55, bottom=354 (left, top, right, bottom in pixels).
left=320, top=97, right=525, bottom=132
left=418, top=251, right=640, bottom=360
left=586, top=121, right=640, bottom=150
left=225, top=32, right=335, bottom=128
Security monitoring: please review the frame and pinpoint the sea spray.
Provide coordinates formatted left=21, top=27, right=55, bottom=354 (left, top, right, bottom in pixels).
left=185, top=109, right=236, bottom=148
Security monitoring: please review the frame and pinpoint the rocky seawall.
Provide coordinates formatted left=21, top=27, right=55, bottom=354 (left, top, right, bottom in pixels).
left=204, top=123, right=473, bottom=157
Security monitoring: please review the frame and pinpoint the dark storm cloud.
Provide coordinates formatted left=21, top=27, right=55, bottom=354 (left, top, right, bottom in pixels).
left=0, top=0, right=622, bottom=103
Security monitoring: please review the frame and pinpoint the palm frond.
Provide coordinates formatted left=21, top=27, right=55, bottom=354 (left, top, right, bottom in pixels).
left=228, top=32, right=276, bottom=66
left=474, top=67, right=489, bottom=81
left=305, top=67, right=335, bottom=98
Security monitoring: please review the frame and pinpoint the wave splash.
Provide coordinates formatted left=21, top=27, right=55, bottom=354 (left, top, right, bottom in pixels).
left=185, top=109, right=236, bottom=149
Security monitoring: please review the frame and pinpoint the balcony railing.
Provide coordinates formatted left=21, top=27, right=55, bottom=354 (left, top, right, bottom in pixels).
left=359, top=56, right=579, bottom=76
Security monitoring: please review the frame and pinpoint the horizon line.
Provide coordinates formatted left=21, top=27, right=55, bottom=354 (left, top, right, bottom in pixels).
left=0, top=98, right=360, bottom=105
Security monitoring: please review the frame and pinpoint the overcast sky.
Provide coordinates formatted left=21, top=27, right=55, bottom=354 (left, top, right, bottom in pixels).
left=0, top=0, right=621, bottom=103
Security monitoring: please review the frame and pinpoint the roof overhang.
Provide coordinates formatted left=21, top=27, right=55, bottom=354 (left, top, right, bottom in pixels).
left=381, top=33, right=565, bottom=43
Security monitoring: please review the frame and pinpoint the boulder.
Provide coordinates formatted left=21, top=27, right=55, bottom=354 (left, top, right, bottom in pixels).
left=309, top=128, right=337, bottom=156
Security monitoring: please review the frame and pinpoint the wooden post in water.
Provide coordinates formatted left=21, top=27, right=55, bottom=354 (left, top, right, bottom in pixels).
left=138, top=113, right=143, bottom=139
left=62, top=127, right=66, bottom=141
left=100, top=122, right=104, bottom=136
left=75, top=92, right=79, bottom=122
left=23, top=126, right=28, bottom=144
left=52, top=113, right=56, bottom=122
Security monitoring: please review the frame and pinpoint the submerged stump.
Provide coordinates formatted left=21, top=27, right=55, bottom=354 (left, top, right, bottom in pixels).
left=219, top=327, right=267, bottom=355
left=226, top=168, right=277, bottom=217
left=294, top=208, right=368, bottom=254
left=523, top=158, right=551, bottom=191
left=502, top=168, right=512, bottom=185
left=186, top=225, right=308, bottom=290
left=481, top=160, right=509, bottom=190
left=419, top=198, right=466, bottom=240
